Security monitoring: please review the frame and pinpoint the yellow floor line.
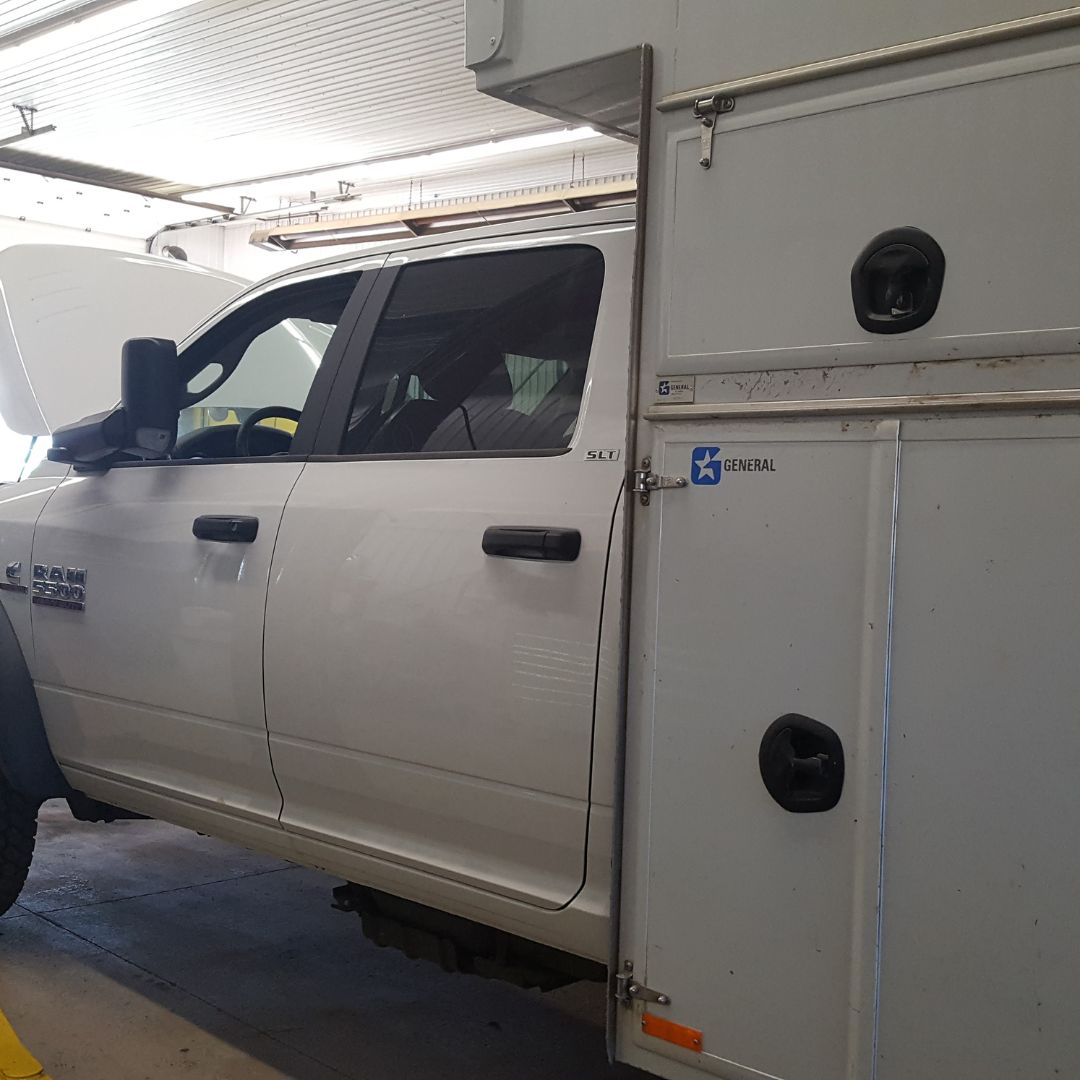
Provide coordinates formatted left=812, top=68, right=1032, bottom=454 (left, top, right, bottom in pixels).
left=0, top=1008, right=50, bottom=1080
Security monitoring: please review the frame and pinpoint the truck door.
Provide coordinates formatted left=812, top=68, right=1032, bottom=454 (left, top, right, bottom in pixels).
left=616, top=418, right=895, bottom=1080
left=263, top=221, right=633, bottom=909
left=30, top=264, right=380, bottom=830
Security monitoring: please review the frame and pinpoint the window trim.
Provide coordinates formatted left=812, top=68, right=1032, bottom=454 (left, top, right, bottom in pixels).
left=312, top=244, right=606, bottom=460
left=306, top=447, right=572, bottom=464
left=311, top=266, right=400, bottom=456
left=109, top=267, right=380, bottom=470
left=111, top=453, right=309, bottom=470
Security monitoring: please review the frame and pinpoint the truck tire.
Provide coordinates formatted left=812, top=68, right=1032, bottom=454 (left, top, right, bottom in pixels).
left=0, top=774, right=38, bottom=915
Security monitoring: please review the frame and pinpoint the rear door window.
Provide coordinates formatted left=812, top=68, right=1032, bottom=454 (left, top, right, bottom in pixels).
left=335, top=246, right=605, bottom=456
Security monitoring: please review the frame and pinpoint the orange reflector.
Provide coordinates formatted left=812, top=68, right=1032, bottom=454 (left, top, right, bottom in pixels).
left=641, top=1012, right=703, bottom=1052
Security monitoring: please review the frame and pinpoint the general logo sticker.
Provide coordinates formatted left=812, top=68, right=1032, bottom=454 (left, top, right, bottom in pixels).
left=691, top=447, right=777, bottom=486
left=691, top=446, right=723, bottom=485
left=656, top=376, right=695, bottom=404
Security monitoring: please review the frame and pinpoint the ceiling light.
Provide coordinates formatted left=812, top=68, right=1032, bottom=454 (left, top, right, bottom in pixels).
left=0, top=0, right=204, bottom=64
left=184, top=127, right=603, bottom=208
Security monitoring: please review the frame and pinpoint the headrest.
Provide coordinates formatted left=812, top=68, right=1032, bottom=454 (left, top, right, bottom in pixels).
left=425, top=337, right=509, bottom=402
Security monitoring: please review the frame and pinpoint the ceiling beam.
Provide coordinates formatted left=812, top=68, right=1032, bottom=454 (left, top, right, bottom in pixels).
left=0, top=0, right=132, bottom=51
left=0, top=148, right=229, bottom=211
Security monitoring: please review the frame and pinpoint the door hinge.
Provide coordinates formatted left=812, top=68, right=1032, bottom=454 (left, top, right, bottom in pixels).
left=615, top=961, right=671, bottom=1008
left=630, top=458, right=688, bottom=506
left=692, top=92, right=735, bottom=168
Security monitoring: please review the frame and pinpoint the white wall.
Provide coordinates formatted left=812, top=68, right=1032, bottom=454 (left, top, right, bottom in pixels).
left=0, top=216, right=143, bottom=253
left=149, top=219, right=369, bottom=281
left=150, top=136, right=638, bottom=280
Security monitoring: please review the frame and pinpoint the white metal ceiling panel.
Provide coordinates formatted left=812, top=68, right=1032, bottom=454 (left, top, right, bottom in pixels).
left=0, top=0, right=99, bottom=37
left=0, top=0, right=610, bottom=189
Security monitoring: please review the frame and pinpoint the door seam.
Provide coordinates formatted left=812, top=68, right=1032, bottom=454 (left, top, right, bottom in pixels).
left=869, top=422, right=902, bottom=1079
left=261, top=461, right=309, bottom=824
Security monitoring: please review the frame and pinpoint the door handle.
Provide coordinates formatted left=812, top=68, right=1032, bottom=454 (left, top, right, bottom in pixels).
left=482, top=526, right=581, bottom=562
left=758, top=714, right=845, bottom=813
left=192, top=515, right=259, bottom=543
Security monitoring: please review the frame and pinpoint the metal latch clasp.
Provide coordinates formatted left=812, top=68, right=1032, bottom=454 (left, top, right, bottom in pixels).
left=615, top=961, right=671, bottom=1008
left=692, top=92, right=735, bottom=168
left=630, top=458, right=688, bottom=505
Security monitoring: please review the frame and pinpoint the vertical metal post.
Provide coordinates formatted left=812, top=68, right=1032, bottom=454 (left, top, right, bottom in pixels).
left=606, top=40, right=653, bottom=1065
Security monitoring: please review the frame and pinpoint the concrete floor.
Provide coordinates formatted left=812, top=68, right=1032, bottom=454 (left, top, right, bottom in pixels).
left=0, top=801, right=645, bottom=1080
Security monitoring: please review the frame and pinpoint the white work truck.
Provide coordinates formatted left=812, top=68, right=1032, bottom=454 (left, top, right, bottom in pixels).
left=2, top=3, right=1080, bottom=1078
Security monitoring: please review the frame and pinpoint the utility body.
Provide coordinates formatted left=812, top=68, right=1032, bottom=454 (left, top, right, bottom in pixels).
left=468, top=4, right=1080, bottom=1078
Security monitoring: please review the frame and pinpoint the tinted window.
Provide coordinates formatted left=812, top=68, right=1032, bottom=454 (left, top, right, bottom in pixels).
left=338, top=246, right=604, bottom=455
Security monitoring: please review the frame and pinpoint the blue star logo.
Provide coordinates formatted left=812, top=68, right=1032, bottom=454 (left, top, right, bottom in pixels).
left=691, top=446, right=723, bottom=485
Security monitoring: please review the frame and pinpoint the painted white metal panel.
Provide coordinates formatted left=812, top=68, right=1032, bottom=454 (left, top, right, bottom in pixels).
left=0, top=245, right=245, bottom=435
left=263, top=220, right=634, bottom=910
left=876, top=415, right=1080, bottom=1080
left=0, top=474, right=68, bottom=660
left=668, top=0, right=1065, bottom=92
left=0, top=0, right=93, bottom=36
left=31, top=463, right=300, bottom=824
left=659, top=34, right=1080, bottom=375
left=0, top=0, right=607, bottom=191
left=617, top=419, right=894, bottom=1079
left=469, top=1, right=1065, bottom=102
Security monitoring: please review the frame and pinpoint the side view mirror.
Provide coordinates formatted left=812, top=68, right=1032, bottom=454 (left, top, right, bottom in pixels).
left=49, top=337, right=181, bottom=469
left=121, top=337, right=181, bottom=457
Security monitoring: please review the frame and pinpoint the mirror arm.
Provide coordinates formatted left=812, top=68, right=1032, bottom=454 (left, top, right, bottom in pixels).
left=47, top=337, right=181, bottom=470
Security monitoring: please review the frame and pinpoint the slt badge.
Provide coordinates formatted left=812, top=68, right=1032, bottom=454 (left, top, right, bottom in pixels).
left=32, top=564, right=87, bottom=611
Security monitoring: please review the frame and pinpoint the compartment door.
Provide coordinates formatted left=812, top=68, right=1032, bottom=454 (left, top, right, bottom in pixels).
left=876, top=417, right=1080, bottom=1079
left=617, top=419, right=896, bottom=1080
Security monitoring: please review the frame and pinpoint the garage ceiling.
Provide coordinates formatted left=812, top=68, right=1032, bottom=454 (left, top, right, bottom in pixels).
left=0, top=0, right=635, bottom=234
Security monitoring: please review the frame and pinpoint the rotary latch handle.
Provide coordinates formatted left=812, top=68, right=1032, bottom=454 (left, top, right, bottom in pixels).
left=850, top=226, right=946, bottom=334
left=759, top=714, right=845, bottom=813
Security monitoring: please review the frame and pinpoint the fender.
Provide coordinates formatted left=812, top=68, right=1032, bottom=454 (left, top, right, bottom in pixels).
left=0, top=601, right=74, bottom=800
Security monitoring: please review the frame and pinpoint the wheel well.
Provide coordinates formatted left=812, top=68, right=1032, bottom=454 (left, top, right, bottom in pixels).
left=0, top=602, right=74, bottom=800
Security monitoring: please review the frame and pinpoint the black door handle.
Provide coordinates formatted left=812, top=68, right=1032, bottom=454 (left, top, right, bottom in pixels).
left=759, top=713, right=845, bottom=813
left=192, top=515, right=259, bottom=543
left=482, top=526, right=581, bottom=561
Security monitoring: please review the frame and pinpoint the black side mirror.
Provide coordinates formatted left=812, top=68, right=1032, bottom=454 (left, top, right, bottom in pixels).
left=121, top=337, right=181, bottom=457
left=49, top=337, right=180, bottom=469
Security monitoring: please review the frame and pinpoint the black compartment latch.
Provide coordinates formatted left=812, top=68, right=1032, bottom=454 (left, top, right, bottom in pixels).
left=851, top=226, right=945, bottom=334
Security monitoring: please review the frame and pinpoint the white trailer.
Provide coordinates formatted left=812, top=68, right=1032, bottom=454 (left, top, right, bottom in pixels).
left=468, top=5, right=1080, bottom=1078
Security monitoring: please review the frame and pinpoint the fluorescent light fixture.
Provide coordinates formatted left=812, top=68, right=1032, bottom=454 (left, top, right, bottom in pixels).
left=0, top=0, right=204, bottom=64
left=185, top=127, right=602, bottom=208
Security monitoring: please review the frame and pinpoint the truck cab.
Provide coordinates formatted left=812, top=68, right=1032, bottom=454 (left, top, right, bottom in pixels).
left=0, top=207, right=635, bottom=974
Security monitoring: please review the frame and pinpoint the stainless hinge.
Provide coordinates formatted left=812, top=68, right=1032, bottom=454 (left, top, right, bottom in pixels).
left=692, top=92, right=735, bottom=168
left=630, top=458, right=688, bottom=505
left=615, top=961, right=671, bottom=1007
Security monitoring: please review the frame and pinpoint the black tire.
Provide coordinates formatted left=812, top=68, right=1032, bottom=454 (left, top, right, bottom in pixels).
left=0, top=774, right=38, bottom=915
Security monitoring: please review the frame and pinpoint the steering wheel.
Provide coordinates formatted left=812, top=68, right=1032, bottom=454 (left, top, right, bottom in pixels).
left=236, top=406, right=302, bottom=457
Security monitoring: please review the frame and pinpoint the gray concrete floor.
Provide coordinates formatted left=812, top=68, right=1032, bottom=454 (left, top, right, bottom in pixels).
left=0, top=802, right=645, bottom=1079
